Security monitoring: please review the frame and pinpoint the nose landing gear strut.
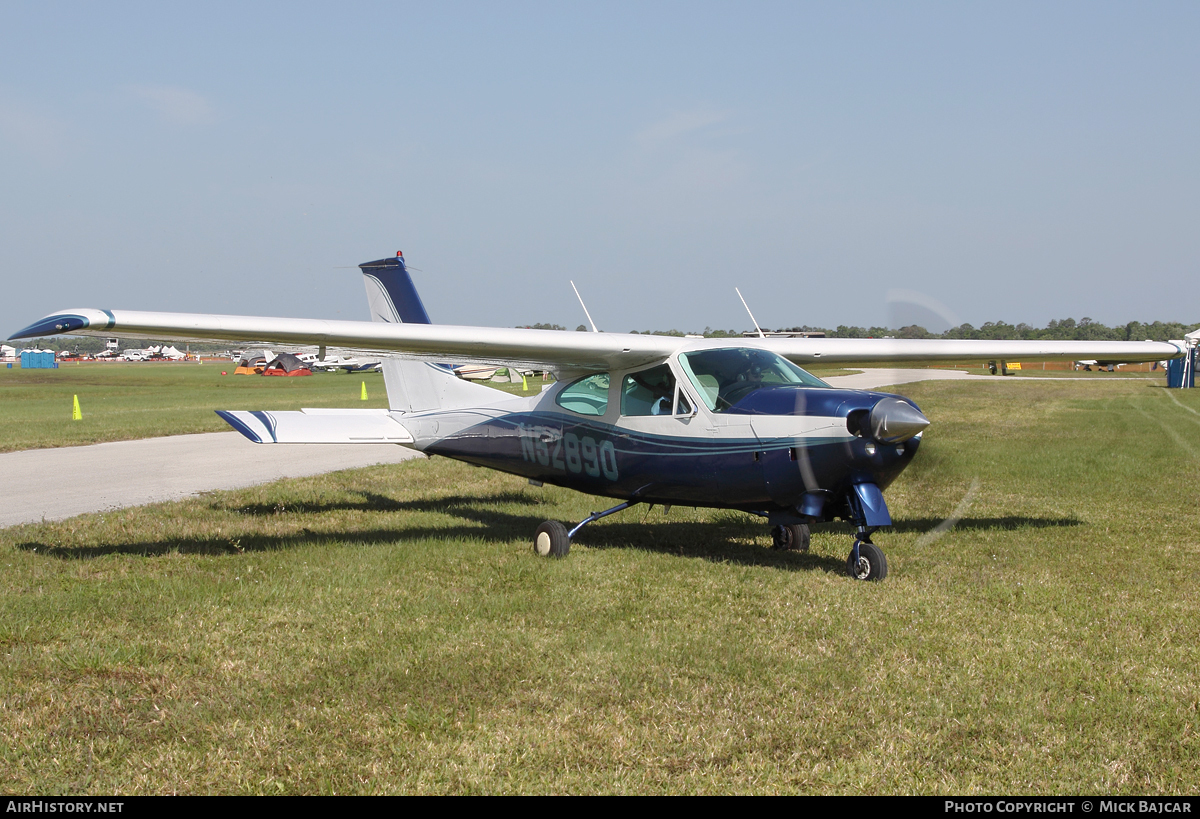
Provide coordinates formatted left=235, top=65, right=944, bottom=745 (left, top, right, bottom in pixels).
left=847, top=528, right=887, bottom=581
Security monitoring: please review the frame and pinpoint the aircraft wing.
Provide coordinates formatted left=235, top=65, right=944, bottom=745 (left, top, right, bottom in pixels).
left=762, top=337, right=1184, bottom=366
left=10, top=308, right=680, bottom=371
left=11, top=307, right=1185, bottom=371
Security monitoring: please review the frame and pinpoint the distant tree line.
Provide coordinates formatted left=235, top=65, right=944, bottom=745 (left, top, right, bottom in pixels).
left=625, top=328, right=744, bottom=338
left=622, top=317, right=1198, bottom=343
left=822, top=318, right=1197, bottom=343
left=521, top=324, right=748, bottom=337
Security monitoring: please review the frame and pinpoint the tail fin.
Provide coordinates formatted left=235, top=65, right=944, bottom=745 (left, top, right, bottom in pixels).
left=359, top=251, right=504, bottom=413
left=359, top=252, right=432, bottom=324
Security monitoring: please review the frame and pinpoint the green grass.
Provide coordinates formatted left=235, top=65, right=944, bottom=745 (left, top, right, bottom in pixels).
left=0, top=363, right=544, bottom=453
left=825, top=360, right=1163, bottom=378
left=0, top=361, right=1153, bottom=454
left=2, top=376, right=1199, bottom=793
left=941, top=366, right=1158, bottom=378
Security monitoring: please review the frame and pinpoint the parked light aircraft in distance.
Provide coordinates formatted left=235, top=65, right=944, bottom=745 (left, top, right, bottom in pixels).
left=12, top=251, right=1187, bottom=580
left=310, top=355, right=381, bottom=374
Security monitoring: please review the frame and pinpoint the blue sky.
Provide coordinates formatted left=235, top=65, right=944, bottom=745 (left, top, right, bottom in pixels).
left=3, top=1, right=1198, bottom=337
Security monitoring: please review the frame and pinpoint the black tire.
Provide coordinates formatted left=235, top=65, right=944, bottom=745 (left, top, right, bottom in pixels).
left=846, top=540, right=887, bottom=581
left=533, top=520, right=570, bottom=558
left=771, top=523, right=811, bottom=552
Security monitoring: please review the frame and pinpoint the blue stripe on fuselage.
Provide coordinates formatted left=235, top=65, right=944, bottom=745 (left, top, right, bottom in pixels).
left=422, top=409, right=918, bottom=510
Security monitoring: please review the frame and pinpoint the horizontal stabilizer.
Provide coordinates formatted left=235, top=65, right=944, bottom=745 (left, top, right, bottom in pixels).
left=216, top=408, right=414, bottom=444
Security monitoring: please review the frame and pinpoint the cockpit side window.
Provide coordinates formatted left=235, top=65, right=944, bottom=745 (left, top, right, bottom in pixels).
left=621, top=364, right=676, bottom=416
left=678, top=349, right=830, bottom=412
left=556, top=373, right=610, bottom=416
left=674, top=388, right=692, bottom=417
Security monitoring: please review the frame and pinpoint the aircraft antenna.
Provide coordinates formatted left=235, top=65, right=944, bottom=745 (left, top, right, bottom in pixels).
left=571, top=281, right=600, bottom=333
left=736, top=287, right=766, bottom=339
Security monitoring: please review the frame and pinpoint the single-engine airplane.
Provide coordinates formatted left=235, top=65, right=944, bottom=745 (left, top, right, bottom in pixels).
left=12, top=252, right=1187, bottom=580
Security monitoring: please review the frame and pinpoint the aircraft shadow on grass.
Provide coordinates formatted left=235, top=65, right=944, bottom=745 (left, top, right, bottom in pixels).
left=888, top=516, right=1083, bottom=534
left=16, top=489, right=1082, bottom=572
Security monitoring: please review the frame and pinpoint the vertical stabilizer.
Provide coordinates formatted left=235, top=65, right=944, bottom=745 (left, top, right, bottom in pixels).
left=359, top=252, right=432, bottom=325
left=358, top=251, right=504, bottom=413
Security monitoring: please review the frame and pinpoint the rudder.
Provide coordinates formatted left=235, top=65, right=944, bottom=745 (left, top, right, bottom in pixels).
left=359, top=252, right=431, bottom=325
left=359, top=251, right=505, bottom=413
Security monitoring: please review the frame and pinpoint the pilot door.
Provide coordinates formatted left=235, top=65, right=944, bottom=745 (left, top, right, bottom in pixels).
left=617, top=361, right=772, bottom=506
left=748, top=392, right=816, bottom=508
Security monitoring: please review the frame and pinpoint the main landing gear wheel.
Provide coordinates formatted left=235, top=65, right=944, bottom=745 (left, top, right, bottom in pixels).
left=771, top=523, right=811, bottom=552
left=847, top=540, right=887, bottom=581
left=533, top=521, right=570, bottom=558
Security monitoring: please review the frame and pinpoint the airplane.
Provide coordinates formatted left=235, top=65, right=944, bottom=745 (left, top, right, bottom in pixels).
left=288, top=349, right=376, bottom=372
left=11, top=251, right=1188, bottom=580
left=308, top=354, right=382, bottom=373
left=452, top=364, right=501, bottom=381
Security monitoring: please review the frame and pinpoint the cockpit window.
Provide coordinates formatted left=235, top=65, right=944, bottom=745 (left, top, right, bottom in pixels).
left=678, top=349, right=829, bottom=412
left=556, top=373, right=610, bottom=416
left=621, top=364, right=675, bottom=416
left=675, top=389, right=692, bottom=416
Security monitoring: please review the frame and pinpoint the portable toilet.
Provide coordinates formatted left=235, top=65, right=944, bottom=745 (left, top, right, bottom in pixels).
left=20, top=350, right=56, bottom=369
left=1166, top=348, right=1195, bottom=389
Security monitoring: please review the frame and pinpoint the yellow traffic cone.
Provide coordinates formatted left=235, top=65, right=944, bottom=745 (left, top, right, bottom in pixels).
left=522, top=373, right=529, bottom=391
left=361, top=381, right=368, bottom=401
left=72, top=395, right=82, bottom=421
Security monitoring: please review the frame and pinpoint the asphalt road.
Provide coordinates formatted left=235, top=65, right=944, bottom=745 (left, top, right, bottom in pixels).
left=0, top=433, right=421, bottom=528
left=824, top=367, right=980, bottom=389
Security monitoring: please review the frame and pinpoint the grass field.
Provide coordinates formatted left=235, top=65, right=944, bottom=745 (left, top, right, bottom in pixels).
left=0, top=362, right=390, bottom=453
left=2, top=369, right=1199, bottom=793
left=0, top=362, right=563, bottom=453
left=0, top=361, right=851, bottom=453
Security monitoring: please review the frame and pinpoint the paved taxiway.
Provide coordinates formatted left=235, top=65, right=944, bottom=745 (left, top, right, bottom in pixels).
left=826, top=367, right=980, bottom=389
left=0, top=369, right=1151, bottom=528
left=824, top=367, right=1149, bottom=389
left=0, top=433, right=421, bottom=528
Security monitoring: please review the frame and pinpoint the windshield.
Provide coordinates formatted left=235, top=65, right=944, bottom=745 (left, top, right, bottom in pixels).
left=678, top=349, right=830, bottom=412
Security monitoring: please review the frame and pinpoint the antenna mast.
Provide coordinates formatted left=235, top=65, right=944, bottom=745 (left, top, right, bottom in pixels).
left=571, top=281, right=600, bottom=332
left=736, top=288, right=766, bottom=339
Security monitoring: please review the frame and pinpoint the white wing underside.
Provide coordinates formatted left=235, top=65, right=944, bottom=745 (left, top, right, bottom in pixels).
left=17, top=307, right=1184, bottom=371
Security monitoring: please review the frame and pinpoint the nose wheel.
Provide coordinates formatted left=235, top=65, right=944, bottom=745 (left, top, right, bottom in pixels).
left=847, top=538, right=887, bottom=581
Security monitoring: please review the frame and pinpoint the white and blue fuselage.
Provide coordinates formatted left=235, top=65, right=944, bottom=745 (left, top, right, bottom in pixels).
left=359, top=351, right=921, bottom=528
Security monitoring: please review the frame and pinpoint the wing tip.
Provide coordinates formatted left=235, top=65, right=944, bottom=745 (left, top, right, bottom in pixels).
left=9, top=312, right=94, bottom=341
left=215, top=410, right=267, bottom=444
